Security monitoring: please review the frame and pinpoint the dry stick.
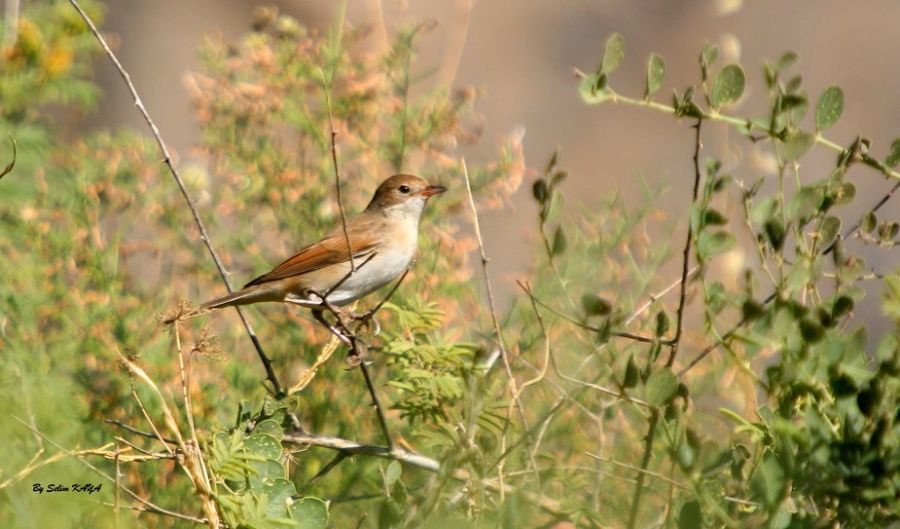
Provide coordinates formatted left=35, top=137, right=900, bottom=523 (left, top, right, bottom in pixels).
left=665, top=118, right=703, bottom=368
left=319, top=69, right=356, bottom=272
left=105, top=419, right=178, bottom=444
left=12, top=417, right=208, bottom=526
left=678, top=176, right=900, bottom=378
left=628, top=117, right=703, bottom=529
left=461, top=159, right=537, bottom=486
left=67, top=0, right=283, bottom=397
left=283, top=432, right=439, bottom=472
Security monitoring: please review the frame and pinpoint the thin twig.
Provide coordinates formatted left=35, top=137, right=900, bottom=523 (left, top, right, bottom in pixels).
left=623, top=266, right=699, bottom=326
left=105, top=419, right=178, bottom=444
left=283, top=432, right=439, bottom=472
left=319, top=68, right=355, bottom=272
left=666, top=118, right=703, bottom=367
left=626, top=409, right=660, bottom=529
left=462, top=159, right=537, bottom=492
left=67, top=0, right=283, bottom=397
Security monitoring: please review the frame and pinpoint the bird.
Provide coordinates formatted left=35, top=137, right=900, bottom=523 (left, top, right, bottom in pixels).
left=200, top=174, right=447, bottom=316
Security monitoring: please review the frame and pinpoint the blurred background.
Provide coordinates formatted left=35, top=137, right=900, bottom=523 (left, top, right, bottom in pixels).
left=3, top=2, right=899, bottom=527
left=85, top=0, right=900, bottom=333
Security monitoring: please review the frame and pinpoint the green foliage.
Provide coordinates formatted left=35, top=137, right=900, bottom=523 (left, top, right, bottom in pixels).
left=710, top=64, right=745, bottom=109
left=3, top=5, right=900, bottom=529
left=209, top=405, right=329, bottom=529
left=575, top=31, right=900, bottom=528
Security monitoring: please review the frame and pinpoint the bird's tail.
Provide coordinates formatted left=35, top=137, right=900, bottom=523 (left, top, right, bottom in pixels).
left=200, top=285, right=277, bottom=310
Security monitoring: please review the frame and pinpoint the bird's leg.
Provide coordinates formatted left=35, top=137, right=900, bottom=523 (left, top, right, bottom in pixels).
left=312, top=310, right=352, bottom=346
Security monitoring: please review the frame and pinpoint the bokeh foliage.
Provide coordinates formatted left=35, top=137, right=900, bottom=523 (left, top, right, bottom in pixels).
left=1, top=4, right=899, bottom=529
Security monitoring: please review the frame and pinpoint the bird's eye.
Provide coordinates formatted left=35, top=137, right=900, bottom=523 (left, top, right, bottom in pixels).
left=398, top=185, right=411, bottom=194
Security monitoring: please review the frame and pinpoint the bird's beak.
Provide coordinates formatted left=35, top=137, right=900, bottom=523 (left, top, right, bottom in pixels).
left=419, top=185, right=447, bottom=197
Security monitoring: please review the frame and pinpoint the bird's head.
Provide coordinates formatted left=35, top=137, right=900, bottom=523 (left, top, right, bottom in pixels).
left=366, top=174, right=447, bottom=218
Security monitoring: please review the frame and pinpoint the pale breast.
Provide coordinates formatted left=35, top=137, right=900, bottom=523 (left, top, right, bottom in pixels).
left=293, top=219, right=418, bottom=306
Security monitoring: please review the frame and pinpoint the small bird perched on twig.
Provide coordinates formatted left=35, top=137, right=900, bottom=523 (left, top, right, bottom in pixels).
left=200, top=174, right=446, bottom=319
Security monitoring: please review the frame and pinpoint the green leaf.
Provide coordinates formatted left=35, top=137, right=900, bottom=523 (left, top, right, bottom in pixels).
left=655, top=311, right=670, bottom=337
left=552, top=225, right=567, bottom=256
left=750, top=197, right=778, bottom=227
left=248, top=458, right=286, bottom=492
left=623, top=355, right=639, bottom=388
left=600, top=33, right=625, bottom=75
left=581, top=293, right=612, bottom=316
left=384, top=460, right=402, bottom=487
left=288, top=497, right=329, bottom=529
left=777, top=51, right=799, bottom=71
left=710, top=64, right=745, bottom=109
left=787, top=186, right=823, bottom=225
left=243, top=433, right=282, bottom=460
left=677, top=500, right=703, bottom=529
left=703, top=208, right=728, bottom=226
left=751, top=453, right=786, bottom=507
left=782, top=129, right=815, bottom=161
left=815, top=85, right=844, bottom=131
left=697, top=230, right=736, bottom=260
left=819, top=215, right=841, bottom=247
left=861, top=211, right=877, bottom=233
left=263, top=478, right=298, bottom=518
left=645, top=368, right=677, bottom=407
left=532, top=180, right=548, bottom=202
left=645, top=53, right=666, bottom=97
left=764, top=219, right=785, bottom=252
left=886, top=138, right=900, bottom=168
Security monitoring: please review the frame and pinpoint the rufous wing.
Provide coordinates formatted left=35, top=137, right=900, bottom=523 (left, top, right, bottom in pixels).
left=243, top=223, right=382, bottom=287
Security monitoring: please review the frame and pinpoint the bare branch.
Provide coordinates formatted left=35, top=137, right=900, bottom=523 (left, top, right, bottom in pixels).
left=665, top=117, right=703, bottom=367
left=319, top=69, right=356, bottom=273
left=67, top=0, right=282, bottom=397
left=283, top=432, right=439, bottom=472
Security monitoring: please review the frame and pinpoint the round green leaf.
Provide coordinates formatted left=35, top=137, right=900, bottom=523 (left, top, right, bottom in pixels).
left=781, top=129, right=815, bottom=161
left=815, top=85, right=844, bottom=131
left=645, top=53, right=666, bottom=97
left=600, top=33, right=625, bottom=75
left=645, top=368, right=677, bottom=407
left=819, top=215, right=841, bottom=247
left=263, top=478, right=298, bottom=518
left=243, top=433, right=282, bottom=460
left=384, top=460, right=402, bottom=487
left=787, top=186, right=824, bottom=225
left=697, top=230, right=736, bottom=260
left=288, top=497, right=329, bottom=529
left=710, top=64, right=745, bottom=109
left=581, top=293, right=612, bottom=316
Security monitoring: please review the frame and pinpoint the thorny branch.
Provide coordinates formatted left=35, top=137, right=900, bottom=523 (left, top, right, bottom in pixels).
left=68, top=0, right=284, bottom=397
left=665, top=118, right=702, bottom=367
